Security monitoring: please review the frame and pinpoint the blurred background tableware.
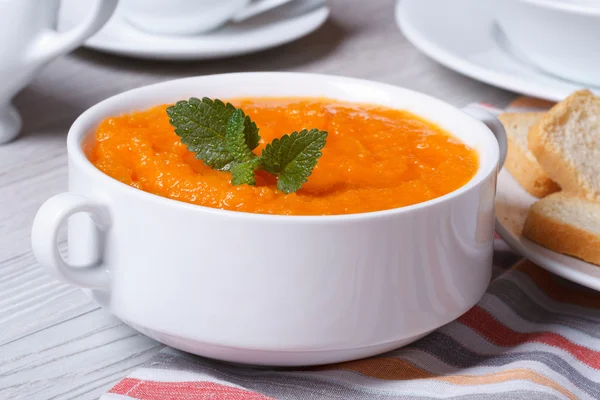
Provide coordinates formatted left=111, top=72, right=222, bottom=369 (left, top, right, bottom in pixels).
left=120, top=0, right=295, bottom=36
left=396, top=0, right=600, bottom=101
left=495, top=0, right=600, bottom=87
left=58, top=0, right=328, bottom=60
left=0, top=0, right=117, bottom=145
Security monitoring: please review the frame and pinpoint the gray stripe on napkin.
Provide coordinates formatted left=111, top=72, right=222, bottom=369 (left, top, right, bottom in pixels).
left=488, top=279, right=600, bottom=337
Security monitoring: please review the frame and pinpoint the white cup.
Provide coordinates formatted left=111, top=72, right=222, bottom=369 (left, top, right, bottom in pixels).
left=0, top=0, right=118, bottom=145
left=120, top=0, right=296, bottom=36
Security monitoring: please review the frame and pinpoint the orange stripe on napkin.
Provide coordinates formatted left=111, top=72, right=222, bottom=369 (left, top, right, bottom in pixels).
left=318, top=357, right=430, bottom=380
left=438, top=368, right=576, bottom=399
left=317, top=358, right=574, bottom=398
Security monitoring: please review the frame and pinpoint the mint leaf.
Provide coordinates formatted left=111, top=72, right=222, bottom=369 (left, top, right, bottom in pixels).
left=226, top=109, right=255, bottom=162
left=231, top=158, right=260, bottom=186
left=260, top=129, right=328, bottom=193
left=168, top=98, right=327, bottom=193
left=166, top=97, right=234, bottom=170
left=243, top=114, right=260, bottom=151
left=166, top=97, right=260, bottom=170
left=226, top=110, right=260, bottom=185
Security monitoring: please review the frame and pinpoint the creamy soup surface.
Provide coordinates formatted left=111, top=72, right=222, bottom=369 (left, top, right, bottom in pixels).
left=86, top=98, right=479, bottom=215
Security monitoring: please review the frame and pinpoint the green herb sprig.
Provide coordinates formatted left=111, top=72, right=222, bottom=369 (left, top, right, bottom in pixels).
left=166, top=97, right=327, bottom=194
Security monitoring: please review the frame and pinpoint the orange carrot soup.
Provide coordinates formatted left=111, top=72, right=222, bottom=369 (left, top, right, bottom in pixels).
left=86, top=98, right=478, bottom=215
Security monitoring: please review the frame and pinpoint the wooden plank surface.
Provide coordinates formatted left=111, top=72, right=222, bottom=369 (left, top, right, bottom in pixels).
left=0, top=1, right=515, bottom=398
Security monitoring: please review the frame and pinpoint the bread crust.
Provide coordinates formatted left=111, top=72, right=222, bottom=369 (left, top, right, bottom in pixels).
left=499, top=112, right=560, bottom=198
left=523, top=207, right=600, bottom=266
left=528, top=90, right=598, bottom=199
left=509, top=97, right=556, bottom=110
left=505, top=135, right=560, bottom=197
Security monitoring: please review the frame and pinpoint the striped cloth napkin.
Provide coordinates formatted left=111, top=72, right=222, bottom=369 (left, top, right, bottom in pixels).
left=101, top=97, right=600, bottom=400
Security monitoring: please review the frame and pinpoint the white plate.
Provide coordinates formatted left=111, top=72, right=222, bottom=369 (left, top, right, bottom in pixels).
left=396, top=0, right=600, bottom=102
left=58, top=0, right=329, bottom=61
left=495, top=169, right=600, bottom=291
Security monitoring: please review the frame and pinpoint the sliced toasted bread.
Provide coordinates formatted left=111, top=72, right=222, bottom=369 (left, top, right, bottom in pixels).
left=499, top=112, right=560, bottom=197
left=523, top=192, right=600, bottom=265
left=528, top=90, right=600, bottom=200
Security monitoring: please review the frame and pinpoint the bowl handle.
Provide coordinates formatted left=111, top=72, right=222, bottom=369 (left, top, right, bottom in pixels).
left=462, top=105, right=507, bottom=170
left=31, top=193, right=111, bottom=290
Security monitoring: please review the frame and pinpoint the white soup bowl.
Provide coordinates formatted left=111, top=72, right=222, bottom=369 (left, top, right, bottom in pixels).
left=32, top=73, right=506, bottom=366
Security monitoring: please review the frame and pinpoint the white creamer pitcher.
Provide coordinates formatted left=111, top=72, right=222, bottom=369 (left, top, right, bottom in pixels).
left=0, top=0, right=117, bottom=144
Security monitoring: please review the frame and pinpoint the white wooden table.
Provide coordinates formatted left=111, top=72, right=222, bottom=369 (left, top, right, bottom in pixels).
left=0, top=1, right=516, bottom=398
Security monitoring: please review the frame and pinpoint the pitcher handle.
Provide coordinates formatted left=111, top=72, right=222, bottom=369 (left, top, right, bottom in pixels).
left=27, top=0, right=118, bottom=65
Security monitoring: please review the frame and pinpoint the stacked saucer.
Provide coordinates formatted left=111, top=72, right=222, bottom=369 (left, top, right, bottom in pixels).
left=59, top=0, right=329, bottom=61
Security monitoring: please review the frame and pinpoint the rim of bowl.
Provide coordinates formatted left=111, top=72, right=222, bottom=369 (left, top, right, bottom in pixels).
left=67, top=72, right=499, bottom=222
left=519, top=0, right=600, bottom=16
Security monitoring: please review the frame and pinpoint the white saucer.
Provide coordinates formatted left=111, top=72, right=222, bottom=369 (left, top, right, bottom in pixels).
left=396, top=0, right=600, bottom=102
left=58, top=0, right=329, bottom=61
left=495, top=169, right=600, bottom=291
